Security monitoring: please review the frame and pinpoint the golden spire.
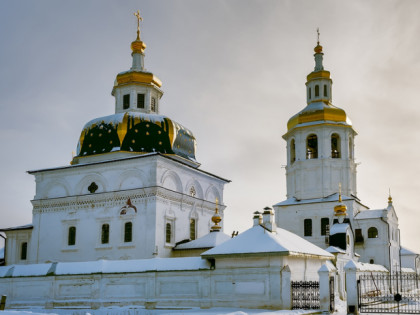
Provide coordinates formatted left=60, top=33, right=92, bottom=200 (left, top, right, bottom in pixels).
left=388, top=188, right=393, bottom=204
left=134, top=10, right=143, bottom=40
left=131, top=10, right=147, bottom=54
left=211, top=198, right=222, bottom=232
left=338, top=182, right=342, bottom=203
left=314, top=27, right=323, bottom=54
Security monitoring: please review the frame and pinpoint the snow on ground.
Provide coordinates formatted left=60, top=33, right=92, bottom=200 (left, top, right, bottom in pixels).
left=1, top=308, right=320, bottom=315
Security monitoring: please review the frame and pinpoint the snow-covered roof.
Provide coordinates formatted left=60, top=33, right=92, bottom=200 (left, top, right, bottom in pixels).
left=275, top=193, right=354, bottom=207
left=326, top=246, right=346, bottom=254
left=330, top=223, right=349, bottom=235
left=201, top=225, right=333, bottom=259
left=318, top=260, right=337, bottom=272
left=354, top=209, right=386, bottom=219
left=401, top=267, right=416, bottom=273
left=345, top=260, right=388, bottom=272
left=0, top=224, right=33, bottom=232
left=0, top=257, right=210, bottom=278
left=400, top=246, right=418, bottom=256
left=174, top=231, right=231, bottom=250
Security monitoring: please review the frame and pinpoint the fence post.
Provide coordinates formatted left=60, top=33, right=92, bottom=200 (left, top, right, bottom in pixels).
left=0, top=295, right=6, bottom=310
left=281, top=265, right=292, bottom=309
left=318, top=261, right=336, bottom=313
left=345, top=260, right=359, bottom=314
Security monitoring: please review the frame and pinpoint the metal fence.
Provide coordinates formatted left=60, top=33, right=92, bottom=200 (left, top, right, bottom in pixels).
left=291, top=280, right=320, bottom=310
left=358, top=273, right=420, bottom=313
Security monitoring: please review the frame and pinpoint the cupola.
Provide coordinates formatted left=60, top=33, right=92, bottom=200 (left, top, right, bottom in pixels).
left=286, top=31, right=351, bottom=132
left=72, top=12, right=197, bottom=166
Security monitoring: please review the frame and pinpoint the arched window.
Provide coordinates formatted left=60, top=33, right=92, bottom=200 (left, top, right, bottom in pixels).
left=124, top=222, right=132, bottom=242
left=368, top=227, right=378, bottom=238
left=324, top=85, right=328, bottom=97
left=68, top=226, right=76, bottom=246
left=315, top=85, right=319, bottom=97
left=349, top=137, right=354, bottom=159
left=290, top=139, right=296, bottom=164
left=304, top=219, right=312, bottom=237
left=165, top=222, right=172, bottom=243
left=321, top=218, right=329, bottom=236
left=306, top=134, right=318, bottom=159
left=369, top=259, right=374, bottom=264
left=101, top=224, right=110, bottom=244
left=21, top=242, right=27, bottom=260
left=308, top=87, right=312, bottom=99
left=331, top=134, right=341, bottom=158
left=190, top=219, right=196, bottom=240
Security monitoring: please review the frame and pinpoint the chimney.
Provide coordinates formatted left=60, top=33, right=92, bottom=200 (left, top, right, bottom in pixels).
left=262, top=207, right=276, bottom=232
left=253, top=211, right=262, bottom=226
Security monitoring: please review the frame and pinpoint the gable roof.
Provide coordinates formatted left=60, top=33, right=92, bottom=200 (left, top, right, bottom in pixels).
left=174, top=231, right=231, bottom=250
left=201, top=225, right=333, bottom=259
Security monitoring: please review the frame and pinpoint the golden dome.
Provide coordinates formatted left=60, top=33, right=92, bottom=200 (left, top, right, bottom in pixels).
left=131, top=39, right=146, bottom=54
left=314, top=44, right=323, bottom=54
left=287, top=102, right=350, bottom=131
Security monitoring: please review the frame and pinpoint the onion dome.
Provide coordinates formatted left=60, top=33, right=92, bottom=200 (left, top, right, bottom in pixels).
left=287, top=37, right=352, bottom=132
left=334, top=184, right=347, bottom=217
left=73, top=112, right=196, bottom=163
left=210, top=198, right=222, bottom=232
left=72, top=12, right=197, bottom=165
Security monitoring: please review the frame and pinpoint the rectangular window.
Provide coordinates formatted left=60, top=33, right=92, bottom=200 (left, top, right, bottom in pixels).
left=151, top=97, right=156, bottom=112
left=137, top=93, right=145, bottom=109
left=124, top=222, right=132, bottom=242
left=166, top=222, right=172, bottom=243
left=21, top=242, right=27, bottom=260
left=321, top=218, right=329, bottom=236
left=304, top=219, right=312, bottom=237
left=324, top=85, right=328, bottom=97
left=101, top=224, right=110, bottom=244
left=190, top=219, right=196, bottom=240
left=68, top=226, right=76, bottom=246
left=355, top=229, right=364, bottom=243
left=123, top=94, right=130, bottom=109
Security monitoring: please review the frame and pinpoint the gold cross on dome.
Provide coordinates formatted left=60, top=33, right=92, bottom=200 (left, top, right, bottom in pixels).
left=317, top=27, right=320, bottom=45
left=134, top=10, right=143, bottom=40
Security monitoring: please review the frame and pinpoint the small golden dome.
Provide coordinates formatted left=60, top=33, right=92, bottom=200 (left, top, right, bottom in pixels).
left=314, top=44, right=323, bottom=54
left=131, top=39, right=146, bottom=54
left=334, top=203, right=347, bottom=216
left=211, top=199, right=222, bottom=231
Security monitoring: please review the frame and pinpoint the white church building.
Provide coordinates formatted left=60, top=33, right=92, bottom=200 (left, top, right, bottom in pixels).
left=0, top=14, right=418, bottom=313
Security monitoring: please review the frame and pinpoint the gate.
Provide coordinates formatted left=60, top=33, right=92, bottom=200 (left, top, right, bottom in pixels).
left=358, top=273, right=420, bottom=313
left=291, top=281, right=320, bottom=310
left=329, top=276, right=335, bottom=312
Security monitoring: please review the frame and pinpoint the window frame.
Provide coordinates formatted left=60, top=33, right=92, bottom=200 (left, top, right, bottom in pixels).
left=304, top=219, right=312, bottom=237
left=68, top=226, right=76, bottom=246
left=124, top=222, right=133, bottom=243
left=20, top=242, right=28, bottom=260
left=101, top=223, right=110, bottom=244
left=368, top=227, right=378, bottom=239
left=321, top=218, right=329, bottom=236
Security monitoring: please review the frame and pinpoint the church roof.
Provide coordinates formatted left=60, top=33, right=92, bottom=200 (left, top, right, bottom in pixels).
left=174, top=231, right=231, bottom=250
left=354, top=209, right=386, bottom=219
left=400, top=246, right=419, bottom=256
left=274, top=193, right=354, bottom=206
left=0, top=224, right=33, bottom=232
left=0, top=257, right=210, bottom=278
left=325, top=246, right=346, bottom=254
left=201, top=225, right=333, bottom=259
left=330, top=223, right=349, bottom=235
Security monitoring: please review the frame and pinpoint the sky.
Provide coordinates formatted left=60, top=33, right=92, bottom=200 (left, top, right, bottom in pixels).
left=0, top=1, right=419, bottom=254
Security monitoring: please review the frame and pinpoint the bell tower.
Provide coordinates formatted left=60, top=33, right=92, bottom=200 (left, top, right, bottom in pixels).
left=283, top=34, right=358, bottom=200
